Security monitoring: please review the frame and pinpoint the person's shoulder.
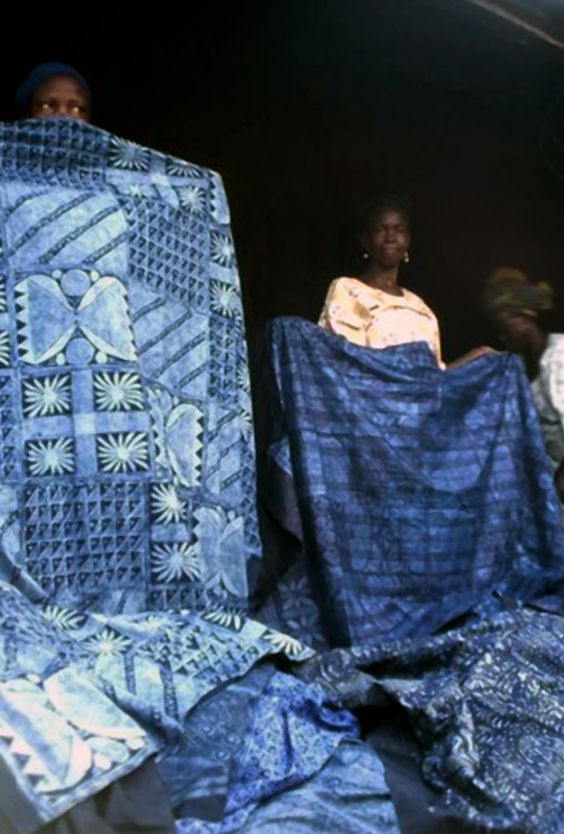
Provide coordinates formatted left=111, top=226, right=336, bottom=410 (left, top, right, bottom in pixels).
left=400, top=286, right=435, bottom=312
left=328, top=276, right=360, bottom=289
left=319, top=277, right=371, bottom=328
left=543, top=334, right=564, bottom=364
left=400, top=286, right=424, bottom=301
left=324, top=276, right=365, bottom=298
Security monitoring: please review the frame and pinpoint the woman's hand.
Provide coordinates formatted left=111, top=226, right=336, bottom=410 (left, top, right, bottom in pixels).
left=446, top=346, right=497, bottom=370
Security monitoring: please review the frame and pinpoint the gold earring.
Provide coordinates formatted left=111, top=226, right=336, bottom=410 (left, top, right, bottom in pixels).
left=403, top=251, right=410, bottom=264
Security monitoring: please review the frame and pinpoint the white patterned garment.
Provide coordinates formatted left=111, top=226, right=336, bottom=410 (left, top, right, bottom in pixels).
left=530, top=333, right=564, bottom=469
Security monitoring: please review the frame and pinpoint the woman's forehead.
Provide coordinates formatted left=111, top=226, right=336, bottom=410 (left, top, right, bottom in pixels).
left=369, top=208, right=409, bottom=226
left=33, top=75, right=87, bottom=96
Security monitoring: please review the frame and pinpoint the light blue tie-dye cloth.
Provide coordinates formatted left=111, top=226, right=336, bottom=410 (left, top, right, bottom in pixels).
left=0, top=121, right=398, bottom=834
left=0, top=117, right=259, bottom=612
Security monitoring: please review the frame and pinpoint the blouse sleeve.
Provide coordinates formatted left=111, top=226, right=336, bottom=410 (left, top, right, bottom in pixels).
left=318, top=279, right=370, bottom=346
left=430, top=314, right=445, bottom=369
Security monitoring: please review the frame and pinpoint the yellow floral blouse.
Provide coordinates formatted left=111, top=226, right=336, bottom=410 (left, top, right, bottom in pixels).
left=318, top=276, right=443, bottom=367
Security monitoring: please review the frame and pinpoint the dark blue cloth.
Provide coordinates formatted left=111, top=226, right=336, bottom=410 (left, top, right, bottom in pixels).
left=261, top=317, right=564, bottom=647
left=298, top=608, right=564, bottom=834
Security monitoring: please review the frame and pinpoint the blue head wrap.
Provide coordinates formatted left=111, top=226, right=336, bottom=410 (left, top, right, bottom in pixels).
left=16, top=62, right=91, bottom=117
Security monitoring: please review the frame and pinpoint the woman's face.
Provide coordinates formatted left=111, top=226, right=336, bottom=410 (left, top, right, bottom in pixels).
left=28, top=75, right=90, bottom=122
left=361, top=209, right=410, bottom=268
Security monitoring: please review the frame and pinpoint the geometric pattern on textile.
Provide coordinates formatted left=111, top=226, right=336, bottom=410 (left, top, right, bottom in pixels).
left=124, top=199, right=209, bottom=312
left=208, top=739, right=400, bottom=834
left=299, top=609, right=564, bottom=834
left=23, top=480, right=147, bottom=595
left=0, top=119, right=109, bottom=189
left=3, top=186, right=127, bottom=275
left=0, top=580, right=317, bottom=832
left=15, top=269, right=136, bottom=366
left=0, top=376, right=19, bottom=478
left=0, top=124, right=376, bottom=834
left=262, top=317, right=564, bottom=647
left=209, top=313, right=241, bottom=404
left=0, top=119, right=260, bottom=611
left=130, top=282, right=209, bottom=401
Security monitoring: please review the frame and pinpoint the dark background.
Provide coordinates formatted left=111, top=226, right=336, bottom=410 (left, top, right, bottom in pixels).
left=4, top=0, right=564, bottom=359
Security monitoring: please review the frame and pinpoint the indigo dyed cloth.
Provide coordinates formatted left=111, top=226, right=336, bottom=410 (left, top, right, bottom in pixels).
left=299, top=609, right=564, bottom=834
left=0, top=123, right=399, bottom=834
left=259, top=317, right=564, bottom=647
left=0, top=579, right=390, bottom=833
left=0, top=117, right=259, bottom=613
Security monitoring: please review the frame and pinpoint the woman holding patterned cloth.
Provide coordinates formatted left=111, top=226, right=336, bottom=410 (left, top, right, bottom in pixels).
left=319, top=194, right=491, bottom=369
left=484, top=267, right=564, bottom=499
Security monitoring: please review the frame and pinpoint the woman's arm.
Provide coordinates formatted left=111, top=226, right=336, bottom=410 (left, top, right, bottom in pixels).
left=446, top=345, right=496, bottom=370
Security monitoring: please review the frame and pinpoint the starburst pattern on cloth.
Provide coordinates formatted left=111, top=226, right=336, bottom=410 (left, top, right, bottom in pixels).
left=108, top=137, right=150, bottom=171
left=236, top=365, right=251, bottom=393
left=151, top=542, right=201, bottom=582
left=264, top=631, right=307, bottom=656
left=23, top=375, right=71, bottom=418
left=41, top=604, right=86, bottom=632
left=203, top=607, right=244, bottom=631
left=96, top=432, right=149, bottom=473
left=150, top=482, right=186, bottom=524
left=0, top=331, right=10, bottom=366
left=179, top=185, right=206, bottom=212
left=83, top=627, right=133, bottom=656
left=93, top=372, right=144, bottom=411
left=210, top=282, right=239, bottom=317
left=238, top=409, right=253, bottom=439
left=210, top=232, right=235, bottom=267
left=26, top=438, right=74, bottom=475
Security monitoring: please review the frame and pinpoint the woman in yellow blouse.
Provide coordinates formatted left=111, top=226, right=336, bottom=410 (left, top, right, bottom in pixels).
left=319, top=195, right=490, bottom=369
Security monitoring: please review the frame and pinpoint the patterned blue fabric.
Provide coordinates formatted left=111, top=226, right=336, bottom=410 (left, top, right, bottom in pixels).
left=298, top=609, right=564, bottom=834
left=177, top=740, right=400, bottom=833
left=0, top=579, right=356, bottom=832
left=0, top=117, right=259, bottom=613
left=0, top=122, right=399, bottom=834
left=0, top=576, right=400, bottom=834
left=262, top=317, right=564, bottom=646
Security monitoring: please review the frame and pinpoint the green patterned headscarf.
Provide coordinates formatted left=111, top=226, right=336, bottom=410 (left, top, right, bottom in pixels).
left=483, top=267, right=554, bottom=321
